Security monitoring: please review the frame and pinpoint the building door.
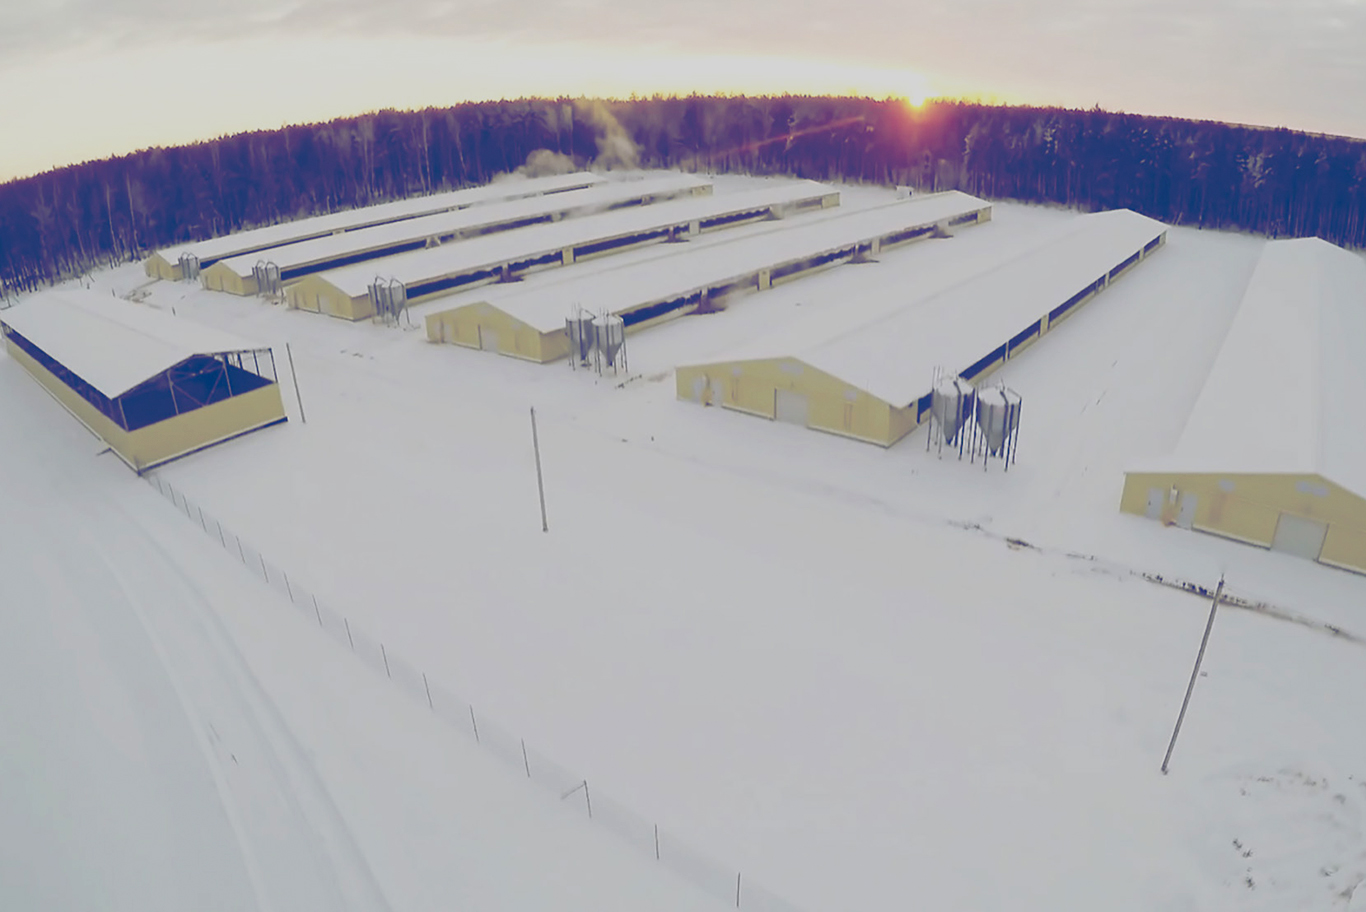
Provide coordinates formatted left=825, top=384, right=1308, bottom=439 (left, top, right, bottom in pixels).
left=1270, top=513, right=1328, bottom=561
left=1145, top=488, right=1165, bottom=520
left=709, top=378, right=727, bottom=408
left=479, top=327, right=499, bottom=352
left=774, top=389, right=808, bottom=426
left=691, top=376, right=707, bottom=402
left=1176, top=492, right=1198, bottom=530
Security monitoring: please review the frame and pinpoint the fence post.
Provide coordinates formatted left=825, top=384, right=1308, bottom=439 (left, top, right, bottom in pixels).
left=654, top=824, right=660, bottom=860
left=312, top=595, right=322, bottom=627
left=344, top=617, right=355, bottom=650
left=736, top=872, right=742, bottom=908
left=380, top=643, right=391, bottom=678
left=259, top=554, right=269, bottom=583
left=283, top=572, right=293, bottom=603
left=469, top=705, right=480, bottom=743
left=521, top=739, right=531, bottom=778
left=423, top=672, right=433, bottom=710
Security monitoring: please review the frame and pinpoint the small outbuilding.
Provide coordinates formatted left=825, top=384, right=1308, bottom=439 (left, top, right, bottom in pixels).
left=1121, top=238, right=1366, bottom=575
left=1, top=289, right=287, bottom=472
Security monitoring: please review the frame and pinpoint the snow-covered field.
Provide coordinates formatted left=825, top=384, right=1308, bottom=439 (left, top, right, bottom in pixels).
left=4, top=174, right=1366, bottom=911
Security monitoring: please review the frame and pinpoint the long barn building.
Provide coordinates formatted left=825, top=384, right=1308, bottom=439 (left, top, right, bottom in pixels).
left=285, top=180, right=839, bottom=320
left=1121, top=238, right=1366, bottom=575
left=675, top=209, right=1167, bottom=446
left=1, top=290, right=287, bottom=472
left=425, top=191, right=992, bottom=363
left=144, top=172, right=606, bottom=281
left=199, top=175, right=712, bottom=297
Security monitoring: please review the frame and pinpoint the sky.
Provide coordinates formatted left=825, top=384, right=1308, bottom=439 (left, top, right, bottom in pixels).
left=2, top=0, right=1365, bottom=183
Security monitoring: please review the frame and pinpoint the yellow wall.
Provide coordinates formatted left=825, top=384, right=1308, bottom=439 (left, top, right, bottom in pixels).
left=144, top=253, right=181, bottom=281
left=672, top=226, right=1161, bottom=450
left=1120, top=470, right=1366, bottom=575
left=424, top=304, right=567, bottom=363
left=5, top=337, right=287, bottom=472
left=675, top=357, right=908, bottom=446
left=285, top=276, right=371, bottom=320
left=200, top=263, right=257, bottom=296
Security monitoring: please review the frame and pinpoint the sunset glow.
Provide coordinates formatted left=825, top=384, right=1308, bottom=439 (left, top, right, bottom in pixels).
left=1, top=0, right=1364, bottom=183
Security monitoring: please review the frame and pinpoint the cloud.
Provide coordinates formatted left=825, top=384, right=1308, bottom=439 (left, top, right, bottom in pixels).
left=1, top=0, right=1364, bottom=180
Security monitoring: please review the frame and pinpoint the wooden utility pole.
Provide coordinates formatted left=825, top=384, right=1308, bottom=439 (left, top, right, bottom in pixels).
left=286, top=342, right=306, bottom=424
left=1162, top=576, right=1225, bottom=774
left=530, top=407, right=548, bottom=532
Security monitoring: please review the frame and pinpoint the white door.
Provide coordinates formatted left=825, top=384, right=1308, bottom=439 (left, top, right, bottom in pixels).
left=709, top=378, right=726, bottom=407
left=1176, top=492, right=1197, bottom=530
left=1270, top=513, right=1328, bottom=561
left=775, top=389, right=809, bottom=426
left=691, top=376, right=706, bottom=402
left=1145, top=488, right=1164, bottom=520
left=479, top=327, right=499, bottom=352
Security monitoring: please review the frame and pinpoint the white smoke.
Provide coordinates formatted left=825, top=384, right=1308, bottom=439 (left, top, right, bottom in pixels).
left=575, top=100, right=640, bottom=171
left=519, top=148, right=578, bottom=177
left=492, top=148, right=578, bottom=183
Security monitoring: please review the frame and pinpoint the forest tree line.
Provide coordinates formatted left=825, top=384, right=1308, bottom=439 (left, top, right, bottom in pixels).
left=3, top=95, right=1366, bottom=297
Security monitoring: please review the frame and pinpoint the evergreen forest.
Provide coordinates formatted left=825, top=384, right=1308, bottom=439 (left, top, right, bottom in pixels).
left=3, top=95, right=1365, bottom=297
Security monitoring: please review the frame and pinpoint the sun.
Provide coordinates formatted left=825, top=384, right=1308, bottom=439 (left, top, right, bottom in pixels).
left=902, top=74, right=934, bottom=108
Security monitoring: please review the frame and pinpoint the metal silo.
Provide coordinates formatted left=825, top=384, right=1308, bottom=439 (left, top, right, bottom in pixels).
left=566, top=310, right=595, bottom=367
left=926, top=370, right=976, bottom=458
left=593, top=314, right=627, bottom=373
left=971, top=385, right=1022, bottom=470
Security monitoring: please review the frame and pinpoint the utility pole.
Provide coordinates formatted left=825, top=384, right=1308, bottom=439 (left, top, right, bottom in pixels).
left=286, top=342, right=307, bottom=424
left=1162, top=576, right=1225, bottom=774
left=530, top=407, right=548, bottom=532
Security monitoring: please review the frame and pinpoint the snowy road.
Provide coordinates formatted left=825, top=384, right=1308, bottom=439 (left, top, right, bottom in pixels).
left=0, top=364, right=389, bottom=912
left=0, top=344, right=739, bottom=912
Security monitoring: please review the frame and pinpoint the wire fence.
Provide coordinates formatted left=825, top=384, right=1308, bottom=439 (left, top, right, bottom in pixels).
left=144, top=471, right=806, bottom=912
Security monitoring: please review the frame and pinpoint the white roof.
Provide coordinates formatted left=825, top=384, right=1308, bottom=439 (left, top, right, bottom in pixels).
left=1138, top=237, right=1366, bottom=497
left=476, top=191, right=990, bottom=333
left=0, top=288, right=264, bottom=399
left=702, top=209, right=1167, bottom=405
left=317, top=180, right=838, bottom=297
left=155, top=172, right=606, bottom=266
left=214, top=174, right=712, bottom=279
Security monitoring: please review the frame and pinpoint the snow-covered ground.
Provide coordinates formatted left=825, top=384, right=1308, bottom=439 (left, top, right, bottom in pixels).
left=5, top=174, right=1366, bottom=911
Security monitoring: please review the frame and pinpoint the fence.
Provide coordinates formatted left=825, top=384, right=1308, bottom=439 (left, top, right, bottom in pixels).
left=144, top=472, right=806, bottom=912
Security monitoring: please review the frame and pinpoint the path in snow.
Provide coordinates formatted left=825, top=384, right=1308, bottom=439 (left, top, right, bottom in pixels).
left=0, top=363, right=390, bottom=912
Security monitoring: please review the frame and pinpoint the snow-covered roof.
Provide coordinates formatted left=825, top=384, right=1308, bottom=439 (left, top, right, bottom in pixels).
left=478, top=191, right=990, bottom=333
left=0, top=288, right=265, bottom=399
left=154, top=172, right=607, bottom=267
left=1138, top=237, right=1366, bottom=497
left=213, top=174, right=712, bottom=280
left=694, top=209, right=1166, bottom=404
left=315, top=180, right=839, bottom=297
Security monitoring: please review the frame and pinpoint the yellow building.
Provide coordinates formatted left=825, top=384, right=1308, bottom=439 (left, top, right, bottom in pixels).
left=143, top=172, right=608, bottom=281
left=427, top=190, right=994, bottom=363
left=676, top=209, right=1167, bottom=446
left=1, top=289, right=287, bottom=473
left=201, top=174, right=713, bottom=298
left=1121, top=238, right=1366, bottom=575
left=288, top=181, right=840, bottom=322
